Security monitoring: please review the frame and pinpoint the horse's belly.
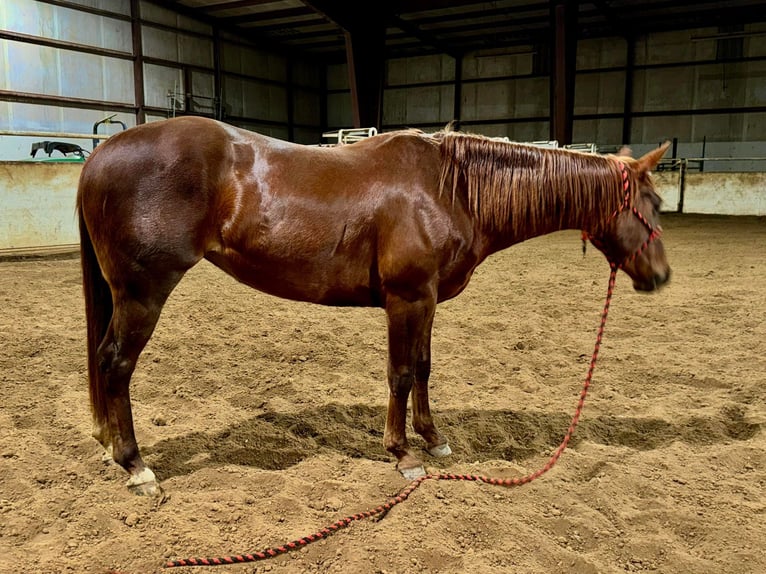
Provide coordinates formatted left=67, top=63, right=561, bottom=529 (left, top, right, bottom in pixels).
left=204, top=250, right=381, bottom=307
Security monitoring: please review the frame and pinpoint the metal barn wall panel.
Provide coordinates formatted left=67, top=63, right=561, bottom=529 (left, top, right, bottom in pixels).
left=142, top=26, right=214, bottom=68
left=573, top=118, right=622, bottom=146
left=292, top=60, right=322, bottom=89
left=0, top=39, right=134, bottom=103
left=461, top=121, right=550, bottom=142
left=140, top=1, right=211, bottom=35
left=229, top=121, right=289, bottom=141
left=745, top=61, right=766, bottom=106
left=630, top=27, right=766, bottom=147
left=635, top=28, right=719, bottom=66
left=574, top=71, right=625, bottom=115
left=386, top=54, right=455, bottom=85
left=190, top=71, right=215, bottom=114
left=631, top=116, right=694, bottom=145
left=633, top=67, right=695, bottom=112
left=221, top=42, right=287, bottom=83
left=576, top=38, right=627, bottom=70
left=462, top=53, right=534, bottom=80
left=327, top=92, right=352, bottom=128
left=293, top=127, right=322, bottom=145
left=143, top=63, right=184, bottom=110
left=293, top=89, right=320, bottom=125
left=461, top=81, right=513, bottom=121
left=326, top=63, right=349, bottom=91
left=744, top=111, right=766, bottom=140
left=384, top=86, right=454, bottom=127
left=0, top=0, right=132, bottom=52
left=696, top=63, right=750, bottom=108
left=222, top=76, right=288, bottom=123
left=462, top=76, right=549, bottom=122
left=1, top=40, right=60, bottom=95
left=64, top=0, right=130, bottom=16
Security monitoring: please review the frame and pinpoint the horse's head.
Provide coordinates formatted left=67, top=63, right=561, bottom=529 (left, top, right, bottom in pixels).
left=588, top=143, right=672, bottom=292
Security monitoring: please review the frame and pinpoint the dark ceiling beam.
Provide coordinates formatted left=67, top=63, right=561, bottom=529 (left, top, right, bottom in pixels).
left=419, top=7, right=599, bottom=35
left=568, top=4, right=764, bottom=39
left=618, top=4, right=762, bottom=33
left=400, top=2, right=549, bottom=26
left=615, top=0, right=755, bottom=16
left=202, top=0, right=287, bottom=12
left=284, top=39, right=343, bottom=51
left=244, top=16, right=327, bottom=33
left=262, top=27, right=342, bottom=41
left=219, top=6, right=312, bottom=24
left=394, top=0, right=499, bottom=12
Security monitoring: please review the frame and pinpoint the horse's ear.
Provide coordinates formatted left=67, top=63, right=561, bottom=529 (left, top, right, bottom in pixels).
left=617, top=146, right=633, bottom=157
left=636, top=141, right=671, bottom=172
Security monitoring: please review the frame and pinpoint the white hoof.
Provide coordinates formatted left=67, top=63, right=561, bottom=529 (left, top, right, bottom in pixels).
left=126, top=468, right=161, bottom=497
left=399, top=465, right=427, bottom=481
left=427, top=443, right=452, bottom=458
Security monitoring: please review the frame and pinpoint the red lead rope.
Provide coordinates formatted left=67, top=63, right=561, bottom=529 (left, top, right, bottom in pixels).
left=164, top=268, right=619, bottom=569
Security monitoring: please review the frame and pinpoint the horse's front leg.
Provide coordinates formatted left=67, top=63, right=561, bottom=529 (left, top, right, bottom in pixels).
left=411, top=326, right=452, bottom=458
left=383, top=294, right=435, bottom=480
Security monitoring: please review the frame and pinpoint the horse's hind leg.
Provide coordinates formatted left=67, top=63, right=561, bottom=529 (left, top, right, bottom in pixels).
left=98, top=274, right=183, bottom=496
left=411, top=319, right=451, bottom=458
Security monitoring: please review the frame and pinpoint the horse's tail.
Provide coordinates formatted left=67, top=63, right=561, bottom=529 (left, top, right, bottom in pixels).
left=77, top=194, right=111, bottom=430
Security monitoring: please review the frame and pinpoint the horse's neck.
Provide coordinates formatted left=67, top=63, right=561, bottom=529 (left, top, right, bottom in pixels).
left=439, top=136, right=620, bottom=257
left=480, top=174, right=610, bottom=255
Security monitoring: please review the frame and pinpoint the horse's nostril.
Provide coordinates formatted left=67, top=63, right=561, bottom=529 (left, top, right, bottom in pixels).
left=655, top=268, right=671, bottom=286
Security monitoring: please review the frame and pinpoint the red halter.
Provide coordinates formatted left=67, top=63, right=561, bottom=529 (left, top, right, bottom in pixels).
left=582, top=161, right=661, bottom=270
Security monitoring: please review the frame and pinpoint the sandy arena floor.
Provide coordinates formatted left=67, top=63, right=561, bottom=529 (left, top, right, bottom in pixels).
left=0, top=213, right=764, bottom=574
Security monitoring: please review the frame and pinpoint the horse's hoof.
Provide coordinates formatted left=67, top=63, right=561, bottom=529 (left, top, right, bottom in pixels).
left=427, top=443, right=452, bottom=458
left=399, top=465, right=427, bottom=481
left=101, top=445, right=115, bottom=464
left=128, top=480, right=162, bottom=497
left=126, top=468, right=161, bottom=497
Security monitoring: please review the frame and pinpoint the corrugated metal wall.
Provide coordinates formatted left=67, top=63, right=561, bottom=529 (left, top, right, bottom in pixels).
left=325, top=23, right=766, bottom=165
left=0, top=0, right=324, bottom=160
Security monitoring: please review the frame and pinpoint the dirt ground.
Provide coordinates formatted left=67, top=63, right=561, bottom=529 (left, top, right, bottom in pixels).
left=0, top=214, right=764, bottom=574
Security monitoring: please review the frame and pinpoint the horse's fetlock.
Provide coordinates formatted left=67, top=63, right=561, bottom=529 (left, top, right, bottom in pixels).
left=112, top=444, right=140, bottom=471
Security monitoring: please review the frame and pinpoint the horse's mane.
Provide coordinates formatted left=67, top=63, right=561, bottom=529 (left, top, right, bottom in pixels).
left=436, top=131, right=628, bottom=236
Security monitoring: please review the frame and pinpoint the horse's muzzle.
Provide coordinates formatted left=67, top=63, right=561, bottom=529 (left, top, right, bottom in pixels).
left=633, top=268, right=671, bottom=292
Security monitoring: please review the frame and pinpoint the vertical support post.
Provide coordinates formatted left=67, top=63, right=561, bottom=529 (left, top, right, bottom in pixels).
left=130, top=0, right=145, bottom=124
left=213, top=27, right=223, bottom=120
left=550, top=0, right=577, bottom=145
left=677, top=159, right=686, bottom=214
left=453, top=54, right=463, bottom=129
left=183, top=67, right=192, bottom=113
left=320, top=63, right=328, bottom=135
left=287, top=57, right=295, bottom=142
left=621, top=34, right=635, bottom=145
left=345, top=24, right=385, bottom=129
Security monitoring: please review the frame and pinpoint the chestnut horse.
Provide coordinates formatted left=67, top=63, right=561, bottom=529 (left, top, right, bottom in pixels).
left=77, top=117, right=670, bottom=496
